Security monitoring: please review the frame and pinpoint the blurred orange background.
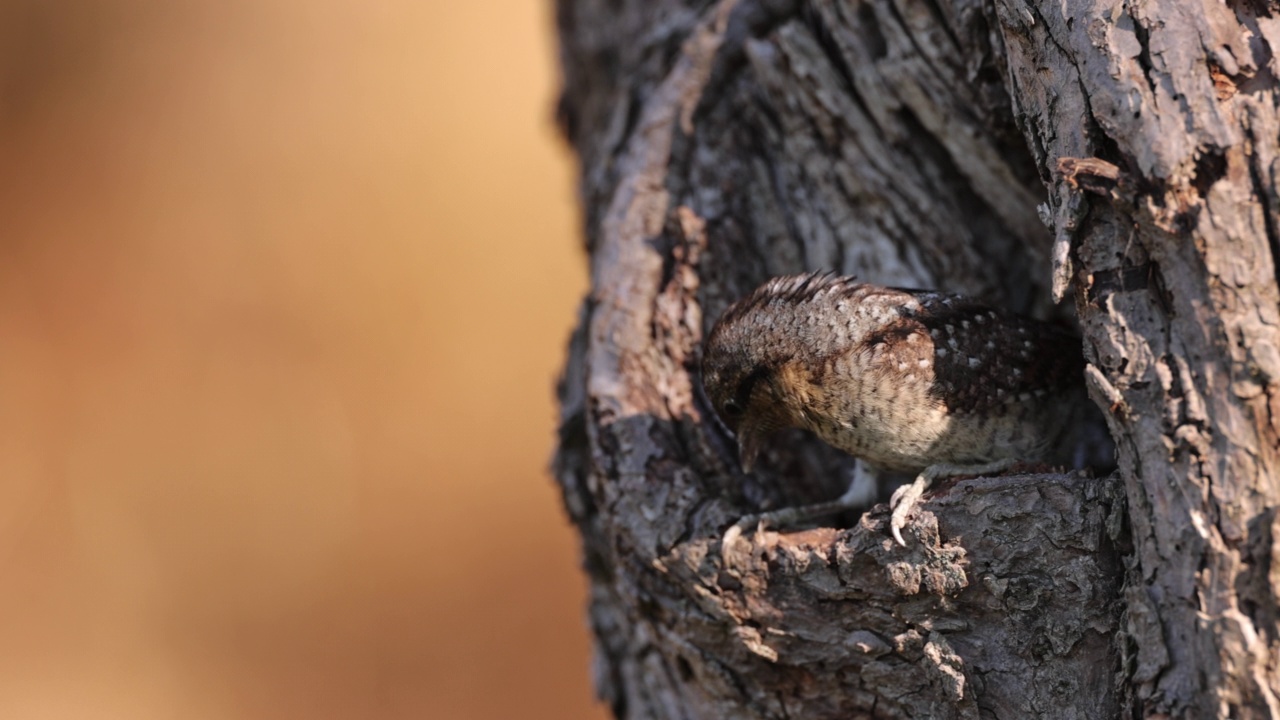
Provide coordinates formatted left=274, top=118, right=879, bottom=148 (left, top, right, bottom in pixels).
left=0, top=2, right=602, bottom=719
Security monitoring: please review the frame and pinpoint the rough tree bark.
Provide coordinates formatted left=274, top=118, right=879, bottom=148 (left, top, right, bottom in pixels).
left=553, top=0, right=1280, bottom=718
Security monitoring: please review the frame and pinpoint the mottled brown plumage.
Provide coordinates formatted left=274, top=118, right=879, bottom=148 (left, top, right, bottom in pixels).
left=702, top=272, right=1108, bottom=544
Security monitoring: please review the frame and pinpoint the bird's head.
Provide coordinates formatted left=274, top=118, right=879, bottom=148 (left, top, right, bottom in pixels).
left=701, top=273, right=860, bottom=472
left=701, top=311, right=810, bottom=474
left=701, top=361, right=788, bottom=474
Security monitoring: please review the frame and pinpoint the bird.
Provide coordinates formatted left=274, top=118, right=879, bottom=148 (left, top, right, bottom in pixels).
left=700, top=272, right=1110, bottom=545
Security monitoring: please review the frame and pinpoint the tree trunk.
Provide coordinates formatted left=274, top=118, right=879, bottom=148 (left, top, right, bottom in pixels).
left=552, top=0, right=1280, bottom=718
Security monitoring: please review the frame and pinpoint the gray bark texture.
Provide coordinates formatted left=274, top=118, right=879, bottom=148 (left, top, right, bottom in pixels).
left=552, top=0, right=1280, bottom=718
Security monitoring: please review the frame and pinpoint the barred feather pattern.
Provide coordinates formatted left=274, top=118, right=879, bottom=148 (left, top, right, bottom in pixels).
left=702, top=272, right=1105, bottom=473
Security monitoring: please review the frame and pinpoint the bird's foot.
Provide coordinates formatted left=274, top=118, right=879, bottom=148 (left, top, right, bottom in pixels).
left=888, top=458, right=1018, bottom=546
left=725, top=494, right=860, bottom=540
left=723, top=462, right=880, bottom=546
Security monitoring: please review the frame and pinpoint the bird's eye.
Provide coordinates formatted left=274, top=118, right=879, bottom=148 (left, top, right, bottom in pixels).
left=723, top=399, right=744, bottom=417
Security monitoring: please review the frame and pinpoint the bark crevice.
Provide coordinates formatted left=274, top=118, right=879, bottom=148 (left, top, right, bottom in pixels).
left=555, top=0, right=1280, bottom=716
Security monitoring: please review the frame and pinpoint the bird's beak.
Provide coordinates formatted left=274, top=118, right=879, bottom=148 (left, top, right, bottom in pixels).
left=737, top=423, right=764, bottom=474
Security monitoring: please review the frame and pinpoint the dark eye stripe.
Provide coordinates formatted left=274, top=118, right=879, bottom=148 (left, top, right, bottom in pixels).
left=733, top=367, right=770, bottom=410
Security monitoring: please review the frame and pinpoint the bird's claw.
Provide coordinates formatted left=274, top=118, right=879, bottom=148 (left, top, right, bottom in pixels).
left=888, top=477, right=927, bottom=546
left=886, top=458, right=1018, bottom=545
left=722, top=513, right=768, bottom=553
